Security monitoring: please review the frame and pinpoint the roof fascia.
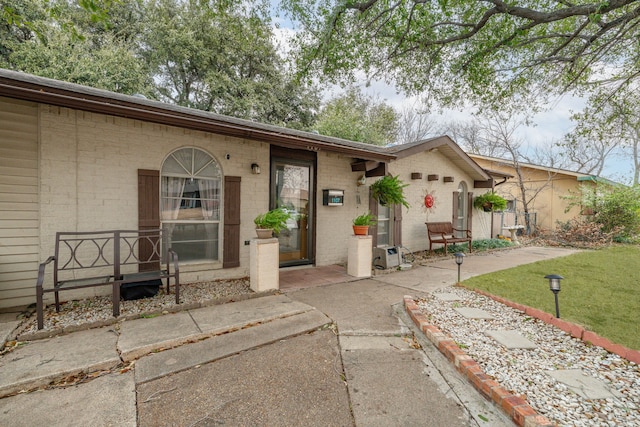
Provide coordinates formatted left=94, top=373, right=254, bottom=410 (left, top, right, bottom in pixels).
left=391, top=136, right=491, bottom=181
left=469, top=154, right=590, bottom=178
left=0, top=71, right=394, bottom=162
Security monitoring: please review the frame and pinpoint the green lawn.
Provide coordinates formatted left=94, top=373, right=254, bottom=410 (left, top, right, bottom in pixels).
left=460, top=245, right=640, bottom=350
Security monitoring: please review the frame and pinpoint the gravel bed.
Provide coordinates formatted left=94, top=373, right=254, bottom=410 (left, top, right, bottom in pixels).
left=417, top=287, right=640, bottom=427
left=16, top=278, right=254, bottom=338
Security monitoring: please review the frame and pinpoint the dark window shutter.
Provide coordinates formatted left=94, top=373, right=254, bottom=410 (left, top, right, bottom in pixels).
left=138, top=169, right=160, bottom=271
left=393, top=203, right=402, bottom=246
left=452, top=191, right=459, bottom=225
left=223, top=176, right=241, bottom=268
left=369, top=188, right=378, bottom=247
left=467, top=192, right=474, bottom=231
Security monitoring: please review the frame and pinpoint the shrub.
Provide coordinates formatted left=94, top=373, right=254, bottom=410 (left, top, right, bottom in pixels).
left=435, top=239, right=514, bottom=254
left=593, top=186, right=640, bottom=240
left=568, top=184, right=640, bottom=242
left=553, top=218, right=620, bottom=248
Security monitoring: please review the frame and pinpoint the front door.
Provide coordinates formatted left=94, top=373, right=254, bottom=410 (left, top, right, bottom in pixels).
left=271, top=158, right=314, bottom=266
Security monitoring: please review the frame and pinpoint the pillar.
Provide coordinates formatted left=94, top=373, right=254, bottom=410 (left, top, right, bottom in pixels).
left=348, top=235, right=372, bottom=278
left=250, top=238, right=279, bottom=292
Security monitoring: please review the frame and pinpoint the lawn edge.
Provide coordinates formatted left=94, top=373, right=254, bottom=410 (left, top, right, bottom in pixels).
left=468, top=288, right=640, bottom=365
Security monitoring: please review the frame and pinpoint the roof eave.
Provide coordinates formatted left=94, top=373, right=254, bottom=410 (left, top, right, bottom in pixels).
left=390, top=136, right=491, bottom=181
left=0, top=71, right=394, bottom=162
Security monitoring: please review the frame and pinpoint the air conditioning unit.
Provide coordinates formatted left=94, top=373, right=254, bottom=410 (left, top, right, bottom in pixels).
left=373, top=246, right=401, bottom=269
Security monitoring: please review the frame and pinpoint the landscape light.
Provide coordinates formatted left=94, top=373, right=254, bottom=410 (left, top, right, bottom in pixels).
left=545, top=274, right=563, bottom=318
left=454, top=252, right=465, bottom=283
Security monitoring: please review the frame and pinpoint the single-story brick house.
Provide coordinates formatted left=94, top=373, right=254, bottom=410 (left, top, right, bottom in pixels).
left=0, top=69, right=493, bottom=309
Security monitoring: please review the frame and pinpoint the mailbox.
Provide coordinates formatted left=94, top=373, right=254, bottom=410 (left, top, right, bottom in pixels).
left=322, top=189, right=344, bottom=206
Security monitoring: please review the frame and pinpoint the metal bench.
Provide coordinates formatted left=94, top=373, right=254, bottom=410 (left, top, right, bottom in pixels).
left=426, top=222, right=472, bottom=255
left=36, top=229, right=179, bottom=329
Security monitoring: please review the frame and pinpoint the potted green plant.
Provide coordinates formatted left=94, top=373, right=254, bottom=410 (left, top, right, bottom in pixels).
left=254, top=207, right=293, bottom=238
left=370, top=175, right=410, bottom=208
left=352, top=211, right=376, bottom=235
left=473, top=192, right=508, bottom=212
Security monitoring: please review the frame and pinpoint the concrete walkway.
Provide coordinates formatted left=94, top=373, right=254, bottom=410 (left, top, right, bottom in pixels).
left=0, top=246, right=579, bottom=426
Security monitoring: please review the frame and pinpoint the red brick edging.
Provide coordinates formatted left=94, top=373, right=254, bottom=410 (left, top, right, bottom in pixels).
left=404, top=295, right=554, bottom=427
left=471, top=289, right=640, bottom=366
left=405, top=292, right=640, bottom=426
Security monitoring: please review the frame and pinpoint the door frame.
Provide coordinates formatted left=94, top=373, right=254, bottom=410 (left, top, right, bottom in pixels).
left=270, top=146, right=317, bottom=267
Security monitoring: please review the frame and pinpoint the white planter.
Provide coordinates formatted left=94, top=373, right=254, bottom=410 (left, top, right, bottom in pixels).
left=255, top=228, right=273, bottom=239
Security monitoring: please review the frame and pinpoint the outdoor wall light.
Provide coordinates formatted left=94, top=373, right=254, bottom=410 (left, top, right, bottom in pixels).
left=454, top=252, right=465, bottom=283
left=251, top=163, right=261, bottom=174
left=545, top=274, right=563, bottom=318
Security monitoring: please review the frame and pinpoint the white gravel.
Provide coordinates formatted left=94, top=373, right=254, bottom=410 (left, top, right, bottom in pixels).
left=10, top=273, right=640, bottom=426
left=15, top=279, right=253, bottom=338
left=417, top=286, right=640, bottom=427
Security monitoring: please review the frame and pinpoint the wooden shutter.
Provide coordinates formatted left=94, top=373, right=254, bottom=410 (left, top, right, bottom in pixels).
left=393, top=203, right=403, bottom=246
left=138, top=170, right=160, bottom=229
left=223, top=176, right=241, bottom=268
left=467, top=192, right=473, bottom=232
left=368, top=188, right=378, bottom=247
left=138, top=169, right=160, bottom=271
left=452, top=191, right=459, bottom=225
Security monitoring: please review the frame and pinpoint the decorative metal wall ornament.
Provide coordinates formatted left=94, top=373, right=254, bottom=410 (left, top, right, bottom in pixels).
left=422, top=190, right=437, bottom=214
left=424, top=194, right=435, bottom=208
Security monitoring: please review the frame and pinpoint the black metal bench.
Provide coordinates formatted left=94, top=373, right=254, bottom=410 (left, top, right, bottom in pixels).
left=36, top=229, right=179, bottom=329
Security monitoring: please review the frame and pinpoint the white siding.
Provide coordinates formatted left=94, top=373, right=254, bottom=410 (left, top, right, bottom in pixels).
left=0, top=97, right=39, bottom=308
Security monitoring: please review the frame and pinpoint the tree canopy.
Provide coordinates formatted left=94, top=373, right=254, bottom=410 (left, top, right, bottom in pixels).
left=565, top=84, right=640, bottom=184
left=283, top=0, right=640, bottom=107
left=1, top=0, right=320, bottom=129
left=141, top=0, right=320, bottom=127
left=313, top=87, right=399, bottom=145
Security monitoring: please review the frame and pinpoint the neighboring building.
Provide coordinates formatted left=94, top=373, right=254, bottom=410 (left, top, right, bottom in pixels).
left=469, top=154, right=611, bottom=236
left=0, top=69, right=492, bottom=309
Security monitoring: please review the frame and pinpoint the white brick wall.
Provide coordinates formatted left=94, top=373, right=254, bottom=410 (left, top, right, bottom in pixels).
left=37, top=105, right=272, bottom=299
left=22, top=100, right=493, bottom=307
left=315, top=152, right=368, bottom=265
left=388, top=151, right=491, bottom=253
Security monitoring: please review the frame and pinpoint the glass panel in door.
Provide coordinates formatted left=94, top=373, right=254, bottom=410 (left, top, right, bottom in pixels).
left=272, top=161, right=313, bottom=266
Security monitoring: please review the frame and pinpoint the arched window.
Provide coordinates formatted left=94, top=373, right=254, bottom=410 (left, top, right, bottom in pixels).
left=161, top=148, right=221, bottom=262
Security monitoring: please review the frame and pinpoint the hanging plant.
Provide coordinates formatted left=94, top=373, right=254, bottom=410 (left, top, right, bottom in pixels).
left=473, top=192, right=508, bottom=212
left=370, top=175, right=410, bottom=209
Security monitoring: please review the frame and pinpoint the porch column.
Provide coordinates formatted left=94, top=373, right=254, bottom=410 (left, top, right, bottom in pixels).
left=250, top=238, right=279, bottom=292
left=348, top=235, right=372, bottom=278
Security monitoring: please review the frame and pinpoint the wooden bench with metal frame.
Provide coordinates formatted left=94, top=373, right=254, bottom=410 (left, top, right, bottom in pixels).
left=36, top=229, right=179, bottom=330
left=426, top=221, right=472, bottom=255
